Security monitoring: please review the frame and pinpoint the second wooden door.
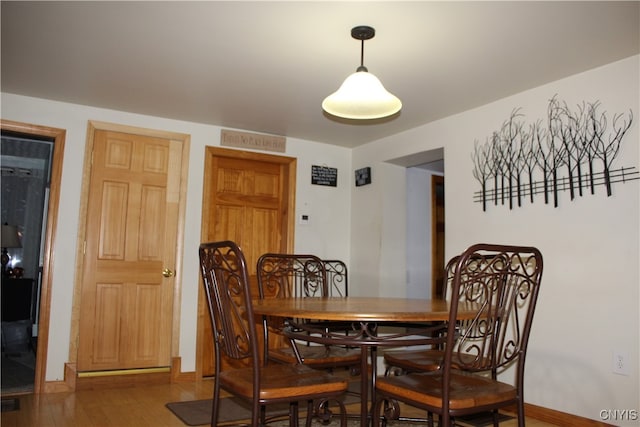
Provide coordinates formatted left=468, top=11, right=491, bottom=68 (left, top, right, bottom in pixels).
left=199, top=147, right=295, bottom=376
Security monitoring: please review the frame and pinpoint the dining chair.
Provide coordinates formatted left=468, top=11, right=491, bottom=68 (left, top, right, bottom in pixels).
left=372, top=243, right=544, bottom=427
left=323, top=259, right=348, bottom=297
left=257, top=253, right=361, bottom=372
left=383, top=254, right=482, bottom=375
left=312, top=259, right=356, bottom=338
left=199, top=241, right=348, bottom=427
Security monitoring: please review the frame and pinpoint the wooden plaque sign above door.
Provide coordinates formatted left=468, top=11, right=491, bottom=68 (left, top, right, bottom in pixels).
left=220, top=129, right=286, bottom=153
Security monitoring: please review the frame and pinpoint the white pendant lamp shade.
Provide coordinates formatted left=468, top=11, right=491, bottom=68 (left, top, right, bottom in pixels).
left=322, top=70, right=402, bottom=120
left=322, top=25, right=401, bottom=120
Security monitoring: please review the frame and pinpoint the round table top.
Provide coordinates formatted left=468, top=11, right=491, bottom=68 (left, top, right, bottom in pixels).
left=252, top=296, right=478, bottom=322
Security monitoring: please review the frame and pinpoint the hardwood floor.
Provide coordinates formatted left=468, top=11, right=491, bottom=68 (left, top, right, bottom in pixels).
left=1, top=378, right=558, bottom=427
left=1, top=380, right=214, bottom=427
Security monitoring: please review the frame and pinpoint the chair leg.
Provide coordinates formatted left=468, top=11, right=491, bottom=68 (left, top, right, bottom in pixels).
left=210, top=383, right=220, bottom=427
left=440, top=413, right=451, bottom=427
left=313, top=397, right=348, bottom=427
left=426, top=411, right=434, bottom=427
left=209, top=398, right=216, bottom=427
left=371, top=397, right=382, bottom=427
left=260, top=405, right=267, bottom=426
left=372, top=396, right=406, bottom=427
left=251, top=401, right=261, bottom=427
left=339, top=401, right=348, bottom=427
left=517, top=399, right=526, bottom=427
left=288, top=401, right=299, bottom=427
left=314, top=399, right=330, bottom=423
left=305, top=400, right=314, bottom=427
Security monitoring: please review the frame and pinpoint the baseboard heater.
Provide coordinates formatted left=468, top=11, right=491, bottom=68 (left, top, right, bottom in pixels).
left=77, top=367, right=170, bottom=378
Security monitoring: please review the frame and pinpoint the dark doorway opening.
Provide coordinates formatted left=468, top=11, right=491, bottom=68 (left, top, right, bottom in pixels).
left=1, top=132, right=53, bottom=394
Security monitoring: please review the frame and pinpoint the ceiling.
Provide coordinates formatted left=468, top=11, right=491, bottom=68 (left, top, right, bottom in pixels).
left=1, top=1, right=638, bottom=149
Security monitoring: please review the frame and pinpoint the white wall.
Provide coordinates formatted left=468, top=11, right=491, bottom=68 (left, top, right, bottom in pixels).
left=0, top=93, right=352, bottom=377
left=406, top=167, right=433, bottom=299
left=350, top=55, right=639, bottom=424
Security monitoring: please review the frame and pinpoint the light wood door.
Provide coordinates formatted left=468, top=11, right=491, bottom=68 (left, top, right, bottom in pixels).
left=77, top=128, right=185, bottom=371
left=199, top=147, right=295, bottom=376
left=431, top=175, right=445, bottom=299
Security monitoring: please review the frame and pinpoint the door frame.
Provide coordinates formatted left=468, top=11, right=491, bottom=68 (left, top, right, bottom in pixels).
left=69, top=121, right=190, bottom=381
left=0, top=119, right=66, bottom=394
left=196, top=146, right=296, bottom=378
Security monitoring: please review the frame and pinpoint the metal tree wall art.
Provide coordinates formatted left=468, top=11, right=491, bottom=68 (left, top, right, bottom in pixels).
left=472, top=95, right=636, bottom=210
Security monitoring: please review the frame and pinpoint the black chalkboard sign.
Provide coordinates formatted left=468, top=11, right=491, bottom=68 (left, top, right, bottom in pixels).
left=311, top=165, right=337, bottom=187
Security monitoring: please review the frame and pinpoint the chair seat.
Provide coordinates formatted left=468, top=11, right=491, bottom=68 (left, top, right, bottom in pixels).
left=269, top=345, right=361, bottom=368
left=220, top=363, right=349, bottom=401
left=384, top=349, right=489, bottom=372
left=384, top=349, right=444, bottom=372
left=376, top=371, right=517, bottom=411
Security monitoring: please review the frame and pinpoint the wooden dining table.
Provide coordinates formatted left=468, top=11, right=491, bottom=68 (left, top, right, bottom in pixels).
left=252, top=296, right=480, bottom=426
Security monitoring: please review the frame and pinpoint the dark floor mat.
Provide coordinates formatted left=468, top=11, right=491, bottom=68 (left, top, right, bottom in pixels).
left=166, top=381, right=361, bottom=426
left=1, top=355, right=34, bottom=394
left=1, top=397, right=20, bottom=412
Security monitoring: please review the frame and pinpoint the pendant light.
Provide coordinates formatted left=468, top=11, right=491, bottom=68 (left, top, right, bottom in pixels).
left=322, top=25, right=402, bottom=120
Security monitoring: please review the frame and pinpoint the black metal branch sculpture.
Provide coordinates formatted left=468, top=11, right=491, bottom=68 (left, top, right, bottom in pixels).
left=489, top=132, right=503, bottom=206
left=502, top=109, right=520, bottom=209
left=472, top=139, right=492, bottom=211
left=532, top=120, right=553, bottom=205
left=472, top=95, right=637, bottom=210
left=593, top=109, right=633, bottom=196
left=584, top=101, right=607, bottom=195
left=522, top=121, right=539, bottom=204
left=563, top=101, right=588, bottom=197
left=551, top=97, right=579, bottom=200
left=546, top=98, right=570, bottom=208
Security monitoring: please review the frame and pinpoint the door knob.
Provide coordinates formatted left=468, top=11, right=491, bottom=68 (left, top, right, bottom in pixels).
left=162, top=268, right=175, bottom=278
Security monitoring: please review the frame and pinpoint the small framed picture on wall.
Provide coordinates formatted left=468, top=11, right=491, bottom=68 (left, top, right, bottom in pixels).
left=355, top=167, right=371, bottom=187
